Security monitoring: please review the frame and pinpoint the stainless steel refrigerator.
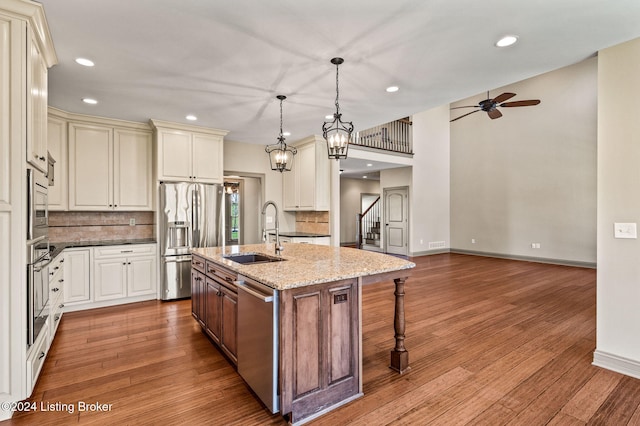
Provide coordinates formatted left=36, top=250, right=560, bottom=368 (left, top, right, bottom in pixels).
left=160, top=182, right=223, bottom=300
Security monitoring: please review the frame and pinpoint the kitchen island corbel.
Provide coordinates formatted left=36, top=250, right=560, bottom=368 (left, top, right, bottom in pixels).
left=191, top=243, right=414, bottom=425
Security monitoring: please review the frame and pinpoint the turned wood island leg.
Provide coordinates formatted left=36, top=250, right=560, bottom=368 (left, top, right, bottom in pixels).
left=390, top=277, right=409, bottom=373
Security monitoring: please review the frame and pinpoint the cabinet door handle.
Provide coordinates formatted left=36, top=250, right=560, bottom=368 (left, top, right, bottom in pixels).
left=58, top=278, right=64, bottom=283
left=60, top=259, right=64, bottom=263
left=123, top=262, right=127, bottom=265
left=128, top=262, right=131, bottom=265
left=121, top=250, right=134, bottom=253
left=52, top=287, right=59, bottom=292
left=224, top=277, right=233, bottom=284
left=59, top=304, right=65, bottom=308
left=38, top=351, right=45, bottom=359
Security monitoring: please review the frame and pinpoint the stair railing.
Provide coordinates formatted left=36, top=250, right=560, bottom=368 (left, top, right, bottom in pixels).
left=352, top=118, right=413, bottom=154
left=357, top=196, right=381, bottom=249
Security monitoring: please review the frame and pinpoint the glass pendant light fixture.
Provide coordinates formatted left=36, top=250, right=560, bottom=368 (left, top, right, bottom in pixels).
left=265, top=95, right=297, bottom=172
left=322, top=57, right=354, bottom=160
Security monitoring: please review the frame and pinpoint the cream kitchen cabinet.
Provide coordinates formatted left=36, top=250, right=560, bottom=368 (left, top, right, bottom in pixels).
left=68, top=121, right=153, bottom=211
left=26, top=28, right=49, bottom=173
left=48, top=253, right=64, bottom=343
left=63, top=248, right=91, bottom=306
left=150, top=119, right=229, bottom=184
left=47, top=110, right=68, bottom=210
left=94, top=244, right=157, bottom=301
left=283, top=136, right=330, bottom=211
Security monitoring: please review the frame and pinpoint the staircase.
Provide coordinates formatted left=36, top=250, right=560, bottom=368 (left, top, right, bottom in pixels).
left=357, top=197, right=382, bottom=252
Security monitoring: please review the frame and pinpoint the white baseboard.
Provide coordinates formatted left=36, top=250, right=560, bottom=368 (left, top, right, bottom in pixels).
left=593, top=349, right=640, bottom=379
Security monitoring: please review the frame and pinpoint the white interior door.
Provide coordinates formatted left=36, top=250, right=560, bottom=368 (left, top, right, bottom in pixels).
left=384, top=187, right=408, bottom=256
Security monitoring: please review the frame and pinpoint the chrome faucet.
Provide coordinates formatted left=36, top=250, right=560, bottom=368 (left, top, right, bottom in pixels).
left=262, top=200, right=283, bottom=255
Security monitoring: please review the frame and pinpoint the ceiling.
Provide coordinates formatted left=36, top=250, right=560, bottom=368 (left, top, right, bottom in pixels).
left=41, top=0, right=640, bottom=175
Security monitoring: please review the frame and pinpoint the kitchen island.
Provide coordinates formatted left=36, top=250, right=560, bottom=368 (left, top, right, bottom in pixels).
left=191, top=243, right=414, bottom=425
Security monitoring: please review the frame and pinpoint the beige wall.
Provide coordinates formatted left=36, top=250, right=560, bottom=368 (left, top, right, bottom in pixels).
left=594, top=37, right=640, bottom=376
left=410, top=105, right=451, bottom=255
left=224, top=139, right=294, bottom=232
left=450, top=57, right=597, bottom=264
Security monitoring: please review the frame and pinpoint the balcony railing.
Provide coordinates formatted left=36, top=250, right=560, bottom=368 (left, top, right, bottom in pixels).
left=352, top=117, right=413, bottom=155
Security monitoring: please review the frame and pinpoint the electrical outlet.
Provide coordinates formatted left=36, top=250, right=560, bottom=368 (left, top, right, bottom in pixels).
left=531, top=243, right=541, bottom=249
left=420, top=239, right=423, bottom=245
left=471, top=238, right=476, bottom=244
left=129, top=218, right=135, bottom=226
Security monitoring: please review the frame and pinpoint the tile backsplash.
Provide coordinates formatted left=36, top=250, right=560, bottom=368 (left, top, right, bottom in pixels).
left=49, top=211, right=155, bottom=243
left=295, top=211, right=330, bottom=235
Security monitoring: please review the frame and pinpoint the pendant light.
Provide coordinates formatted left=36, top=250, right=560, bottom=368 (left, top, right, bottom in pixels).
left=322, top=57, right=354, bottom=160
left=265, top=95, right=297, bottom=172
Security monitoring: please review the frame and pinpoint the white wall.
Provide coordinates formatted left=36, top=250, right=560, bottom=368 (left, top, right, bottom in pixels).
left=410, top=105, right=451, bottom=255
left=224, top=139, right=294, bottom=232
left=594, top=37, right=640, bottom=378
left=340, top=177, right=380, bottom=244
left=450, top=57, right=597, bottom=265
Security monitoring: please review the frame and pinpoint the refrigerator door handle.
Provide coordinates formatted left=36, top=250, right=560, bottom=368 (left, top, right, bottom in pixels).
left=192, top=186, right=198, bottom=248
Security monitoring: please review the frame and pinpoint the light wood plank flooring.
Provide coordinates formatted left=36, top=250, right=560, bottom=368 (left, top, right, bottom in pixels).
left=5, top=253, right=640, bottom=425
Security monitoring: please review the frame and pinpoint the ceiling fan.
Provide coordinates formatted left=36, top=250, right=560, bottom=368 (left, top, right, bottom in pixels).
left=450, top=91, right=540, bottom=122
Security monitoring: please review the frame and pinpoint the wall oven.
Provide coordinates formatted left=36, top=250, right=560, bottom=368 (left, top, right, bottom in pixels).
left=27, top=240, right=50, bottom=347
left=27, top=169, right=50, bottom=347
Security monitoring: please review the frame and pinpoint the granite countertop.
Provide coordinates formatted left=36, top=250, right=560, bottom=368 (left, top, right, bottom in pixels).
left=49, top=238, right=157, bottom=259
left=192, top=243, right=415, bottom=290
left=268, top=231, right=331, bottom=238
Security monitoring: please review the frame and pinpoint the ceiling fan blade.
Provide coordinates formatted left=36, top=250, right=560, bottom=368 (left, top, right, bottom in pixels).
left=487, top=109, right=502, bottom=119
left=500, top=100, right=541, bottom=107
left=492, top=92, right=516, bottom=104
left=450, top=109, right=481, bottom=122
left=450, top=105, right=480, bottom=110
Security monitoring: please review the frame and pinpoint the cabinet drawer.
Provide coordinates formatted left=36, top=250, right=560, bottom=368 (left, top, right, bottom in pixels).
left=205, top=261, right=237, bottom=288
left=50, top=291, right=64, bottom=337
left=27, top=326, right=49, bottom=393
left=94, top=244, right=156, bottom=258
left=192, top=255, right=205, bottom=273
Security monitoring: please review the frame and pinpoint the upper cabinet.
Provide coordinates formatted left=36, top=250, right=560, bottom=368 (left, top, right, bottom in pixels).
left=150, top=119, right=229, bottom=184
left=283, top=136, right=330, bottom=211
left=68, top=117, right=153, bottom=211
left=26, top=30, right=48, bottom=173
left=47, top=109, right=68, bottom=210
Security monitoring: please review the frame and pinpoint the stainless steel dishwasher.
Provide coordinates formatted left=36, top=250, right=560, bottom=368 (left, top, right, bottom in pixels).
left=236, top=275, right=279, bottom=413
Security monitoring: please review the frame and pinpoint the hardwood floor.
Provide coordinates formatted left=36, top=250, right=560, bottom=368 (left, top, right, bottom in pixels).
left=5, top=253, right=640, bottom=425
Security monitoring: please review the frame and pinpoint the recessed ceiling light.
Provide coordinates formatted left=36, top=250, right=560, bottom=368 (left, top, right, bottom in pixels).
left=362, top=175, right=368, bottom=179
left=283, top=131, right=291, bottom=137
left=386, top=86, right=399, bottom=93
left=495, top=35, right=518, bottom=47
left=75, top=58, right=95, bottom=67
left=186, top=115, right=197, bottom=121
left=82, top=98, right=98, bottom=104
left=366, top=163, right=373, bottom=167
left=325, top=114, right=334, bottom=120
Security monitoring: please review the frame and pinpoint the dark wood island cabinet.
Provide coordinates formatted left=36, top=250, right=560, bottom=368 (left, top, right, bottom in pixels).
left=191, top=243, right=414, bottom=424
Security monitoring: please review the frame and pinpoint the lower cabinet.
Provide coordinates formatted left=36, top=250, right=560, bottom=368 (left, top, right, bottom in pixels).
left=63, top=248, right=91, bottom=305
left=279, top=278, right=360, bottom=422
left=61, top=243, right=157, bottom=311
left=94, top=244, right=157, bottom=302
left=191, top=268, right=205, bottom=327
left=191, top=254, right=238, bottom=364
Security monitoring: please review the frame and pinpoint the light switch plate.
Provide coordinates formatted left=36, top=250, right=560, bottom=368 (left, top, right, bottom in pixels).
left=614, top=222, right=637, bottom=239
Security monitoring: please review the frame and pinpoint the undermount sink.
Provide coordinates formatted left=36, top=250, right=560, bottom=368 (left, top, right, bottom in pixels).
left=223, top=253, right=286, bottom=265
